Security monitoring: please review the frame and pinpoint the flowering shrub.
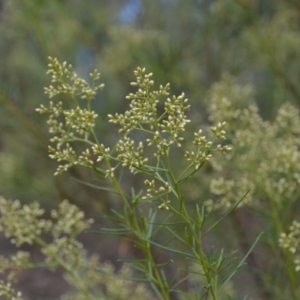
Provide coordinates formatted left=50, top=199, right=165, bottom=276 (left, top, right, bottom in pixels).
left=0, top=58, right=243, bottom=300
left=1, top=57, right=300, bottom=299
left=204, top=74, right=300, bottom=298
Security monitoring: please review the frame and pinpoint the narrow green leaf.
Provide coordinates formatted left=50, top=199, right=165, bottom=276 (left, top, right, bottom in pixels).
left=204, top=191, right=249, bottom=235
left=220, top=232, right=263, bottom=291
left=165, top=226, right=189, bottom=245
left=140, top=237, right=194, bottom=258
left=71, top=177, right=118, bottom=194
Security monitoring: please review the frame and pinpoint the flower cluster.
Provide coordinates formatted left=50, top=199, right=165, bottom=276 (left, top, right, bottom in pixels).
left=108, top=67, right=190, bottom=157
left=205, top=74, right=300, bottom=210
left=42, top=237, right=86, bottom=271
left=0, top=196, right=152, bottom=299
left=111, top=68, right=230, bottom=207
left=36, top=57, right=105, bottom=175
left=0, top=197, right=92, bottom=246
left=142, top=179, right=173, bottom=209
left=108, top=68, right=169, bottom=134
left=0, top=196, right=52, bottom=246
left=279, top=221, right=300, bottom=271
left=48, top=145, right=94, bottom=175
left=184, top=147, right=212, bottom=171
left=62, top=261, right=153, bottom=300
left=207, top=74, right=254, bottom=126
left=115, top=138, right=148, bottom=174
left=38, top=58, right=231, bottom=211
left=185, top=124, right=232, bottom=170
left=205, top=176, right=255, bottom=211
left=0, top=281, right=23, bottom=300
left=44, top=57, right=104, bottom=100
left=51, top=199, right=93, bottom=236
left=108, top=67, right=230, bottom=183
left=0, top=251, right=30, bottom=282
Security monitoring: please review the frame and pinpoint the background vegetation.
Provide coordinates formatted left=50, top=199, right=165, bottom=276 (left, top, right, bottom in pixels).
left=1, top=0, right=300, bottom=299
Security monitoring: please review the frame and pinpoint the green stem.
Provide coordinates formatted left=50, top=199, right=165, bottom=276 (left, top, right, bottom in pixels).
left=165, top=152, right=219, bottom=300
left=34, top=236, right=94, bottom=300
left=101, top=154, right=170, bottom=299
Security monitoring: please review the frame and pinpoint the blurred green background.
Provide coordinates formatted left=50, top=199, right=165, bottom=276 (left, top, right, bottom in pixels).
left=1, top=0, right=300, bottom=299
